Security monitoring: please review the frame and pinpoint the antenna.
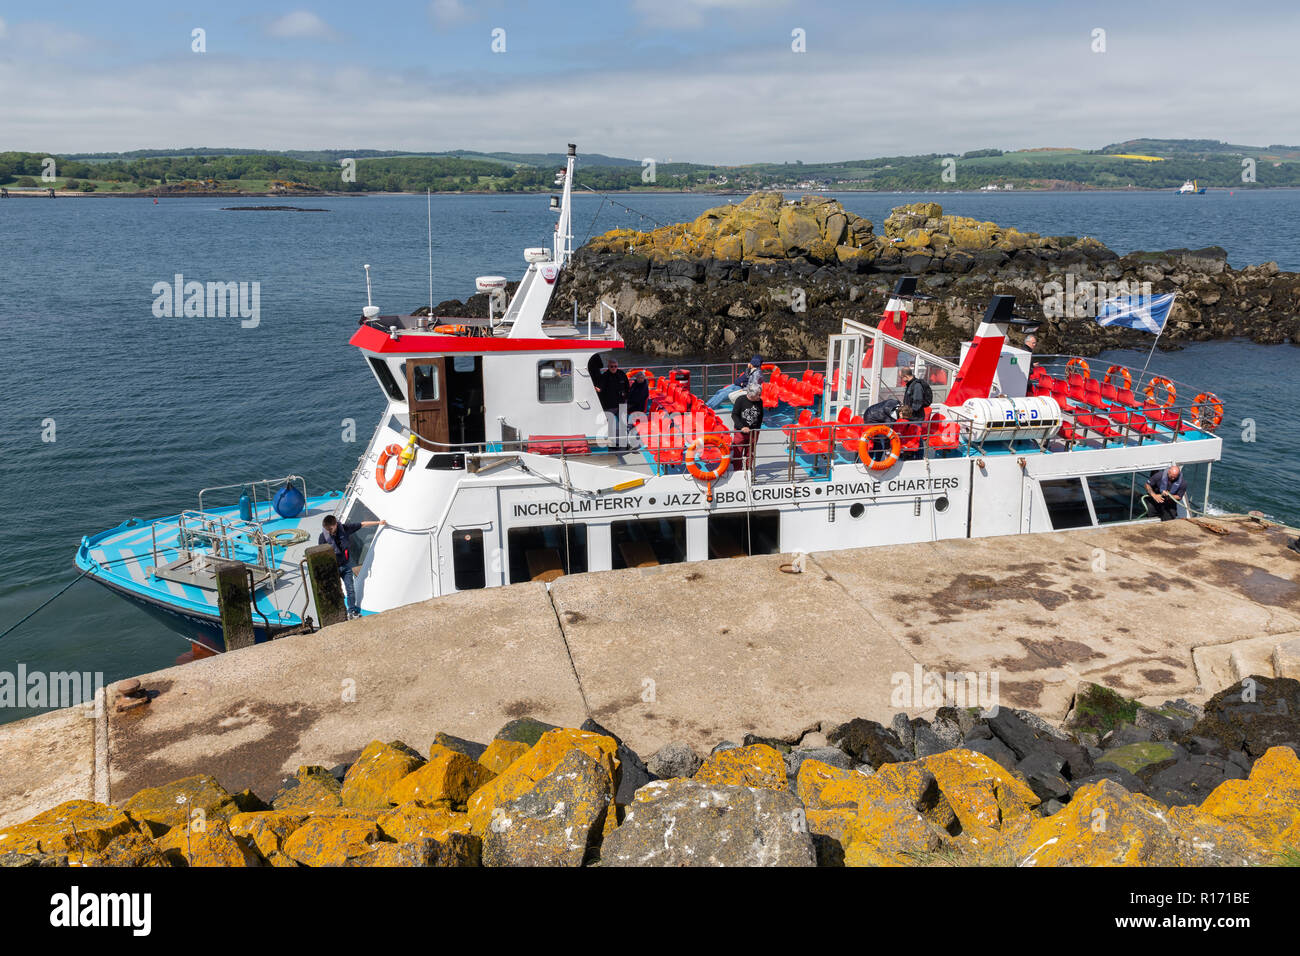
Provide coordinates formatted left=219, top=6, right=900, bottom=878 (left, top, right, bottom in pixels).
left=427, top=189, right=434, bottom=315
left=364, top=264, right=373, bottom=307
left=362, top=264, right=379, bottom=320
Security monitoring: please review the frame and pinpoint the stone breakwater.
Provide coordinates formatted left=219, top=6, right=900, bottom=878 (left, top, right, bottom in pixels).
left=527, top=192, right=1300, bottom=360
left=1, top=677, right=1297, bottom=867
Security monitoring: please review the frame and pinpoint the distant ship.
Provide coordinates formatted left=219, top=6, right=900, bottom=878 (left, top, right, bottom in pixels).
left=1176, top=179, right=1207, bottom=195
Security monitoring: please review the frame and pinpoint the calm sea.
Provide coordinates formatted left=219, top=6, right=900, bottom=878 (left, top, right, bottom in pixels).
left=1, top=188, right=1296, bottom=722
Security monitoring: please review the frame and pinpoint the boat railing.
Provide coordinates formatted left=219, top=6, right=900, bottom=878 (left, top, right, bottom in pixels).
left=198, top=475, right=308, bottom=517
left=1029, top=355, right=1224, bottom=437
left=167, top=510, right=284, bottom=574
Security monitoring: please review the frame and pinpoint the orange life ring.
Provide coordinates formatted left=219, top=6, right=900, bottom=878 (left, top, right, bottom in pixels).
left=1066, top=357, right=1091, bottom=378
left=685, top=435, right=731, bottom=482
left=375, top=442, right=410, bottom=491
left=1144, top=376, right=1177, bottom=408
left=433, top=324, right=470, bottom=335
left=1104, top=365, right=1132, bottom=390
left=858, top=425, right=901, bottom=471
left=1192, top=392, right=1224, bottom=430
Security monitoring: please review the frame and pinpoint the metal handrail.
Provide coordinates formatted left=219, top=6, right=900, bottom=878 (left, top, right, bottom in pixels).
left=198, top=474, right=308, bottom=516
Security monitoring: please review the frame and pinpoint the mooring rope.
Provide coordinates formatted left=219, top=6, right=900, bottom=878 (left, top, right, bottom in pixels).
left=0, top=567, right=94, bottom=641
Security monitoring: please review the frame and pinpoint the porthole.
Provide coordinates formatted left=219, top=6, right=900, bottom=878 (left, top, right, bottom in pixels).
left=935, top=495, right=950, bottom=513
left=849, top=502, right=865, bottom=519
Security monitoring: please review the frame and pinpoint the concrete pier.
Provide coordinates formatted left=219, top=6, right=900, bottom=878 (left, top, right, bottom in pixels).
left=2, top=515, right=1297, bottom=827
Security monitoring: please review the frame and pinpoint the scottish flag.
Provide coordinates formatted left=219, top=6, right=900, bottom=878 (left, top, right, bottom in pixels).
left=1095, top=293, right=1175, bottom=335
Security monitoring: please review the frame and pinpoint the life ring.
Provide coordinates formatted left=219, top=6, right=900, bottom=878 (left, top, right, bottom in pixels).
left=857, top=425, right=901, bottom=471
left=1144, top=376, right=1177, bottom=408
left=433, top=324, right=470, bottom=335
left=1104, top=365, right=1132, bottom=390
left=1066, top=357, right=1091, bottom=378
left=1192, top=392, right=1224, bottom=430
left=685, top=435, right=731, bottom=482
left=375, top=437, right=416, bottom=491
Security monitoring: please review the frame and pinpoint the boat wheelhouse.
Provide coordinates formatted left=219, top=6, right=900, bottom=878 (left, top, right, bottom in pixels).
left=76, top=145, right=1227, bottom=654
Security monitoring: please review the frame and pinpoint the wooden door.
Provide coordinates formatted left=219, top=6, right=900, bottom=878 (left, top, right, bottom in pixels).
left=406, top=358, right=450, bottom=449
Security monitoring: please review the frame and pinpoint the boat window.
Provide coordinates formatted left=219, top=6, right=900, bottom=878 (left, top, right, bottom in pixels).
left=452, top=529, right=487, bottom=590
left=340, top=500, right=381, bottom=564
left=708, top=510, right=780, bottom=558
left=507, top=523, right=587, bottom=583
left=611, top=517, right=686, bottom=569
left=411, top=363, right=440, bottom=402
left=1087, top=473, right=1142, bottom=524
left=368, top=357, right=404, bottom=401
left=1040, top=478, right=1092, bottom=530
left=538, top=360, right=573, bottom=403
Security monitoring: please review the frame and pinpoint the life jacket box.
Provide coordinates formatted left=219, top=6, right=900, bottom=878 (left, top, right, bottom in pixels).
left=959, top=396, right=1062, bottom=443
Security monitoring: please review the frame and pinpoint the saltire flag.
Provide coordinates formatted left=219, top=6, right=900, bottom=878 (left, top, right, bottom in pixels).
left=1095, top=293, right=1176, bottom=335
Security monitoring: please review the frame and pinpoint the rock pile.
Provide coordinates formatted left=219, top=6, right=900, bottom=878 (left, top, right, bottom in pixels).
left=2, top=681, right=1296, bottom=867
left=546, top=193, right=1300, bottom=359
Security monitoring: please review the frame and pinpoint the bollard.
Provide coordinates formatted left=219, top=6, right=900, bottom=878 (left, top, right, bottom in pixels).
left=305, top=544, right=348, bottom=627
left=215, top=562, right=256, bottom=651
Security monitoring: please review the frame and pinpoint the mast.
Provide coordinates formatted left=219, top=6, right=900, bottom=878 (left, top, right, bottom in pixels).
left=554, top=143, right=576, bottom=267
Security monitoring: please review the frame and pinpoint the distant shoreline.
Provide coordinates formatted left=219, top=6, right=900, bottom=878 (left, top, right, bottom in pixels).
left=3, top=185, right=1294, bottom=199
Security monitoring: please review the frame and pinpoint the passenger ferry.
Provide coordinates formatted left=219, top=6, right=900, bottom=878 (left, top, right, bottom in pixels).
left=75, top=145, right=1228, bottom=654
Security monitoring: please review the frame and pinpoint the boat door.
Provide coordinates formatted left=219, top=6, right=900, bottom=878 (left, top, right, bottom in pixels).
left=447, top=355, right=485, bottom=447
left=825, top=333, right=864, bottom=419
left=406, top=357, right=450, bottom=449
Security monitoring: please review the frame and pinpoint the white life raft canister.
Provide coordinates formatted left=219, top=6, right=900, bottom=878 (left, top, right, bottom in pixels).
left=959, top=396, right=1062, bottom=443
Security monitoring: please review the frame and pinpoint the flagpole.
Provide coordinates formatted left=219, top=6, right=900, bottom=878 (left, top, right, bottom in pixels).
left=1135, top=292, right=1175, bottom=385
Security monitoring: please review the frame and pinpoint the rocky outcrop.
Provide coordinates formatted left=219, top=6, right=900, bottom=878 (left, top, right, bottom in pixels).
left=0, top=683, right=1295, bottom=867
left=542, top=193, right=1300, bottom=360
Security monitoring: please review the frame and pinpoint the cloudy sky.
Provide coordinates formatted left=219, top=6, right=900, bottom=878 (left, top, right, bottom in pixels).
left=2, top=0, right=1298, bottom=162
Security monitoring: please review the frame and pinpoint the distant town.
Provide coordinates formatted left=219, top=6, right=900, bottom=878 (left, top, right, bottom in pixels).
left=3, top=138, right=1298, bottom=196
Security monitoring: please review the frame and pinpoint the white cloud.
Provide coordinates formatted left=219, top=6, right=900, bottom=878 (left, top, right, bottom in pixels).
left=266, top=11, right=336, bottom=40
left=631, top=0, right=792, bottom=30
left=1, top=7, right=1298, bottom=162
left=4, top=21, right=94, bottom=57
left=429, top=0, right=474, bottom=29
left=0, top=17, right=8, bottom=40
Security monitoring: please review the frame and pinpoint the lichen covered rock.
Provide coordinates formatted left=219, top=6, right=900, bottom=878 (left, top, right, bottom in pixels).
left=272, top=765, right=343, bottom=811
left=120, top=774, right=241, bottom=836
left=156, top=819, right=262, bottom=867
left=482, top=748, right=613, bottom=866
left=0, top=800, right=143, bottom=857
left=467, top=728, right=620, bottom=835
left=1008, top=779, right=1269, bottom=866
left=1199, top=745, right=1300, bottom=854
left=600, top=779, right=815, bottom=866
left=340, top=740, right=425, bottom=809
left=385, top=744, right=495, bottom=808
left=281, top=815, right=382, bottom=867
left=693, top=743, right=788, bottom=790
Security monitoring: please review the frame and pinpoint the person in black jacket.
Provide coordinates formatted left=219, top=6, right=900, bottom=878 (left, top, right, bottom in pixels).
left=595, top=358, right=631, bottom=447
left=731, top=382, right=764, bottom=470
left=319, top=515, right=385, bottom=619
left=627, top=370, right=650, bottom=416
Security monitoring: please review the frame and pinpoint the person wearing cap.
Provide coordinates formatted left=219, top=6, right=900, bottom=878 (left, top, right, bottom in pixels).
left=707, top=355, right=764, bottom=409
left=627, top=369, right=649, bottom=416
left=730, top=381, right=765, bottom=470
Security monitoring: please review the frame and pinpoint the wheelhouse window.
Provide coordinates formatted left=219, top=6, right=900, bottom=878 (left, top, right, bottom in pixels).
left=508, top=524, right=587, bottom=583
left=452, top=529, right=487, bottom=591
left=1040, top=478, right=1092, bottom=530
left=368, top=357, right=404, bottom=401
left=411, top=362, right=441, bottom=402
left=611, top=517, right=687, bottom=569
left=538, top=360, right=573, bottom=403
